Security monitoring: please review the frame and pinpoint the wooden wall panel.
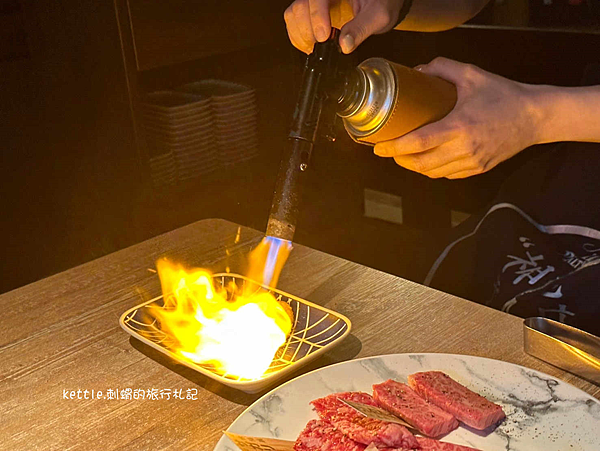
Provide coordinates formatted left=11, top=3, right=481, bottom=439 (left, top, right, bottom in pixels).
left=0, top=0, right=29, bottom=62
left=128, top=0, right=290, bottom=71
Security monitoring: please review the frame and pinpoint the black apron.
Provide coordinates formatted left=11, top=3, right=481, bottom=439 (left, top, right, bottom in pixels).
left=426, top=142, right=600, bottom=335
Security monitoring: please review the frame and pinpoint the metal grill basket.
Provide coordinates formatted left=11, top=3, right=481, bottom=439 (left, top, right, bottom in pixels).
left=120, top=273, right=351, bottom=393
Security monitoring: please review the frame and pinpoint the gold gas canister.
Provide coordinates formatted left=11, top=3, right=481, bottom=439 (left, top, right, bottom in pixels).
left=336, top=58, right=457, bottom=145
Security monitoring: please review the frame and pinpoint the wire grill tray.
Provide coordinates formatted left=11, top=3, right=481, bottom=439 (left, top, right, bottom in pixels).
left=120, top=273, right=351, bottom=393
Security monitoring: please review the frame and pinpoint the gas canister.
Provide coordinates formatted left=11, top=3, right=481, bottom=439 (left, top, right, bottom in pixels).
left=336, top=58, right=457, bottom=145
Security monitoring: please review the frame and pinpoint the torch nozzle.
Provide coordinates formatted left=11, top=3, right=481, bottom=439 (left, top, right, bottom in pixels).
left=265, top=29, right=344, bottom=242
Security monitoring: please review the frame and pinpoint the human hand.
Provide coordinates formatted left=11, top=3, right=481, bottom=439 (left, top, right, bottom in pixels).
left=284, top=0, right=402, bottom=54
left=373, top=57, right=540, bottom=179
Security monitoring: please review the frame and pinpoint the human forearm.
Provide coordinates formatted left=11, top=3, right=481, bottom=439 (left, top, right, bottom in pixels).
left=527, top=85, right=600, bottom=145
left=372, top=58, right=600, bottom=180
left=395, top=0, right=490, bottom=32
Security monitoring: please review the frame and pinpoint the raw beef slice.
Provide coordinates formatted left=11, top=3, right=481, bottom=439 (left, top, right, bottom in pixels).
left=408, top=371, right=505, bottom=430
left=373, top=380, right=459, bottom=437
left=311, top=392, right=419, bottom=449
left=294, top=419, right=366, bottom=451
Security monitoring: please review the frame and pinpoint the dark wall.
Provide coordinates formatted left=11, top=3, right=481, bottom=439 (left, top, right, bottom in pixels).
left=1, top=0, right=138, bottom=293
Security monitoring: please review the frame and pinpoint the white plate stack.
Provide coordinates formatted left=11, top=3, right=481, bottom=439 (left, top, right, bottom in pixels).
left=176, top=80, right=258, bottom=168
left=139, top=91, right=217, bottom=187
left=147, top=151, right=177, bottom=190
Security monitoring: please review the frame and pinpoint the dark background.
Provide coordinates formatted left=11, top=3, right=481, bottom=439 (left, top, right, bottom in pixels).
left=1, top=0, right=599, bottom=294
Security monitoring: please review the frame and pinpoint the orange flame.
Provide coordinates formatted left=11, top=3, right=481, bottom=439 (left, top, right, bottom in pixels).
left=150, top=237, right=293, bottom=380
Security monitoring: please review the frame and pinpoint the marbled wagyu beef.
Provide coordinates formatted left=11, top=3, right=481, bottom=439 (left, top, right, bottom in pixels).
left=373, top=380, right=459, bottom=437
left=294, top=419, right=367, bottom=451
left=408, top=371, right=505, bottom=430
left=293, top=420, right=482, bottom=451
left=311, top=392, right=419, bottom=449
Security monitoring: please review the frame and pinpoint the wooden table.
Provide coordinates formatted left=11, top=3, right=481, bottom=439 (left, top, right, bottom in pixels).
left=1, top=219, right=598, bottom=450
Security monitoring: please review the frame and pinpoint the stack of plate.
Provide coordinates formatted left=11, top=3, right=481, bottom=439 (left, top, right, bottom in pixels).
left=139, top=91, right=217, bottom=185
left=147, top=152, right=177, bottom=190
left=176, top=80, right=258, bottom=167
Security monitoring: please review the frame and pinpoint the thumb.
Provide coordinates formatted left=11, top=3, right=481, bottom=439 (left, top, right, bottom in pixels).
left=416, top=57, right=469, bottom=85
left=339, top=4, right=392, bottom=53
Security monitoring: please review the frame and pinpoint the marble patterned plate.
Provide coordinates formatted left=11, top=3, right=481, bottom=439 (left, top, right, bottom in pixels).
left=215, top=353, right=600, bottom=450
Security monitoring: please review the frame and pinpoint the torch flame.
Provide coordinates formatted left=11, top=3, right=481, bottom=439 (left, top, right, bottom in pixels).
left=245, top=236, right=292, bottom=289
left=150, top=237, right=293, bottom=380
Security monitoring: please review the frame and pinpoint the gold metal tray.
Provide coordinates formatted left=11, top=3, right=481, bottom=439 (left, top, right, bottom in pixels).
left=120, top=273, right=352, bottom=393
left=524, top=317, right=600, bottom=385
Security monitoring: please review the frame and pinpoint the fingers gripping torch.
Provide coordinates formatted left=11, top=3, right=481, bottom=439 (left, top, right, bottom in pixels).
left=265, top=29, right=345, bottom=242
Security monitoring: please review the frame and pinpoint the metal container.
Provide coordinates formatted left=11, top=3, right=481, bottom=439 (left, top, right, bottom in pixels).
left=524, top=317, right=600, bottom=385
left=337, top=58, right=457, bottom=145
left=120, top=273, right=351, bottom=393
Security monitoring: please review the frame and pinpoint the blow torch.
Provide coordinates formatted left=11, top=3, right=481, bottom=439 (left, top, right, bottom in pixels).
left=265, top=29, right=345, bottom=242
left=265, top=30, right=457, bottom=242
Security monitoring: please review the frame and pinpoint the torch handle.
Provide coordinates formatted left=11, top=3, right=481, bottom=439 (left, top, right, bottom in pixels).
left=265, top=29, right=342, bottom=241
left=265, top=138, right=314, bottom=241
